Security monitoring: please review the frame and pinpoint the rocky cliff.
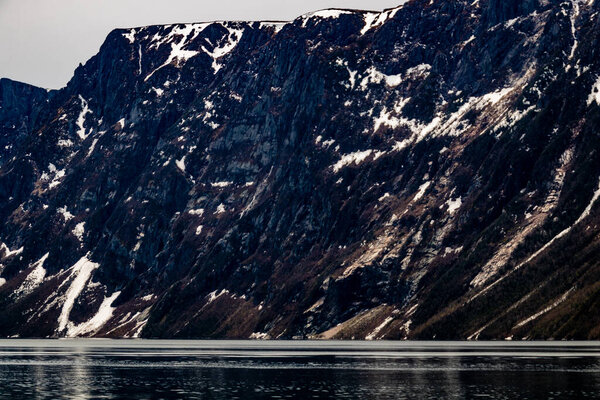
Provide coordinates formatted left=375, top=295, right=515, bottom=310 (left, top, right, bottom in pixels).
left=1, top=0, right=600, bottom=340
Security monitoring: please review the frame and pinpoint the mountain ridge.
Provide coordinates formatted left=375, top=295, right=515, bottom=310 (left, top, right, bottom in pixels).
left=1, top=0, right=600, bottom=340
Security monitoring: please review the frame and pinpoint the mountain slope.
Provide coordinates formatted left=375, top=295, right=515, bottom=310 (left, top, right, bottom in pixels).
left=1, top=0, right=600, bottom=339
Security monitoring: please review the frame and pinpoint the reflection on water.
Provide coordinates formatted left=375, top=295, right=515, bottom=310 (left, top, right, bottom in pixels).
left=0, top=340, right=599, bottom=399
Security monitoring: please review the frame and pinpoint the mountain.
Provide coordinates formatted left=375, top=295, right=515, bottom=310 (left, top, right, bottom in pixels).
left=1, top=0, right=600, bottom=340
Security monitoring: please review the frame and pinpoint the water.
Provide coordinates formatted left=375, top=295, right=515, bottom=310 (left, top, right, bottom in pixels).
left=0, top=340, right=599, bottom=399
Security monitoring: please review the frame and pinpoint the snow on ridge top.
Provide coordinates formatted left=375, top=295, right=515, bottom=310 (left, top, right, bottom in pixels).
left=120, top=4, right=406, bottom=48
left=300, top=9, right=356, bottom=27
left=303, top=9, right=355, bottom=19
left=120, top=2, right=408, bottom=42
left=142, top=21, right=245, bottom=78
left=145, top=24, right=205, bottom=81
left=298, top=2, right=410, bottom=31
left=121, top=22, right=209, bottom=42
left=259, top=21, right=287, bottom=34
left=122, top=29, right=137, bottom=43
left=360, top=0, right=410, bottom=35
left=360, top=2, right=407, bottom=35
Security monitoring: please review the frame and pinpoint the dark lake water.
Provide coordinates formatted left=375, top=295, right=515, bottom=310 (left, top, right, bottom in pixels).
left=0, top=340, right=599, bottom=399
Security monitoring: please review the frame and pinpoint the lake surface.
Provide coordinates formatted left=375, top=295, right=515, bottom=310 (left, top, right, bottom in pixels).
left=0, top=340, right=599, bottom=399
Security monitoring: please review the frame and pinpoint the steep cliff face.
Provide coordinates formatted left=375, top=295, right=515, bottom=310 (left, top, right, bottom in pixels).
left=483, top=0, right=541, bottom=25
left=0, top=78, right=53, bottom=168
left=1, top=0, right=600, bottom=339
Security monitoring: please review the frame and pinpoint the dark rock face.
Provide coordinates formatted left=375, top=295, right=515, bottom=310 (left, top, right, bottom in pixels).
left=1, top=0, right=600, bottom=339
left=0, top=78, right=53, bottom=167
left=484, top=0, right=541, bottom=26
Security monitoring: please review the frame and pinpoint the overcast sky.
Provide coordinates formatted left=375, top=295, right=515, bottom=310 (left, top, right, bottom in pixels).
left=0, top=0, right=400, bottom=89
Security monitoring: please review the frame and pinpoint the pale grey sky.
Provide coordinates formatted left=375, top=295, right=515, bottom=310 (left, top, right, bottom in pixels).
left=0, top=0, right=401, bottom=89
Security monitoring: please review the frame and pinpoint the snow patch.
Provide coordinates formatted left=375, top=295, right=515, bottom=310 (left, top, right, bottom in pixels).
left=359, top=66, right=402, bottom=90
left=86, top=135, right=103, bottom=158
left=462, top=35, right=476, bottom=46
left=13, top=253, right=49, bottom=299
left=67, top=291, right=121, bottom=337
left=587, top=76, right=600, bottom=106
left=57, top=139, right=73, bottom=148
left=202, top=24, right=244, bottom=73
left=332, top=150, right=380, bottom=173
left=360, top=3, right=405, bottom=34
left=211, top=181, right=232, bottom=188
left=48, top=169, right=66, bottom=189
left=373, top=108, right=401, bottom=132
left=566, top=0, right=580, bottom=66
left=482, top=87, right=513, bottom=105
left=413, top=181, right=431, bottom=202
left=133, top=231, right=145, bottom=252
left=132, top=241, right=142, bottom=252
left=514, top=289, right=573, bottom=329
left=378, top=193, right=391, bottom=202
left=371, top=98, right=410, bottom=132
left=206, top=289, right=229, bottom=304
left=57, top=206, right=74, bottom=221
left=76, top=95, right=93, bottom=140
left=145, top=24, right=206, bottom=81
left=360, top=13, right=384, bottom=35
left=249, top=332, right=270, bottom=340
left=72, top=222, right=85, bottom=242
left=175, top=156, right=186, bottom=172
left=446, top=197, right=462, bottom=215
left=334, top=58, right=358, bottom=90
left=122, top=29, right=136, bottom=43
left=301, top=9, right=353, bottom=27
left=365, top=316, right=394, bottom=340
left=57, top=255, right=100, bottom=333
left=43, top=163, right=66, bottom=190
left=1, top=243, right=23, bottom=258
